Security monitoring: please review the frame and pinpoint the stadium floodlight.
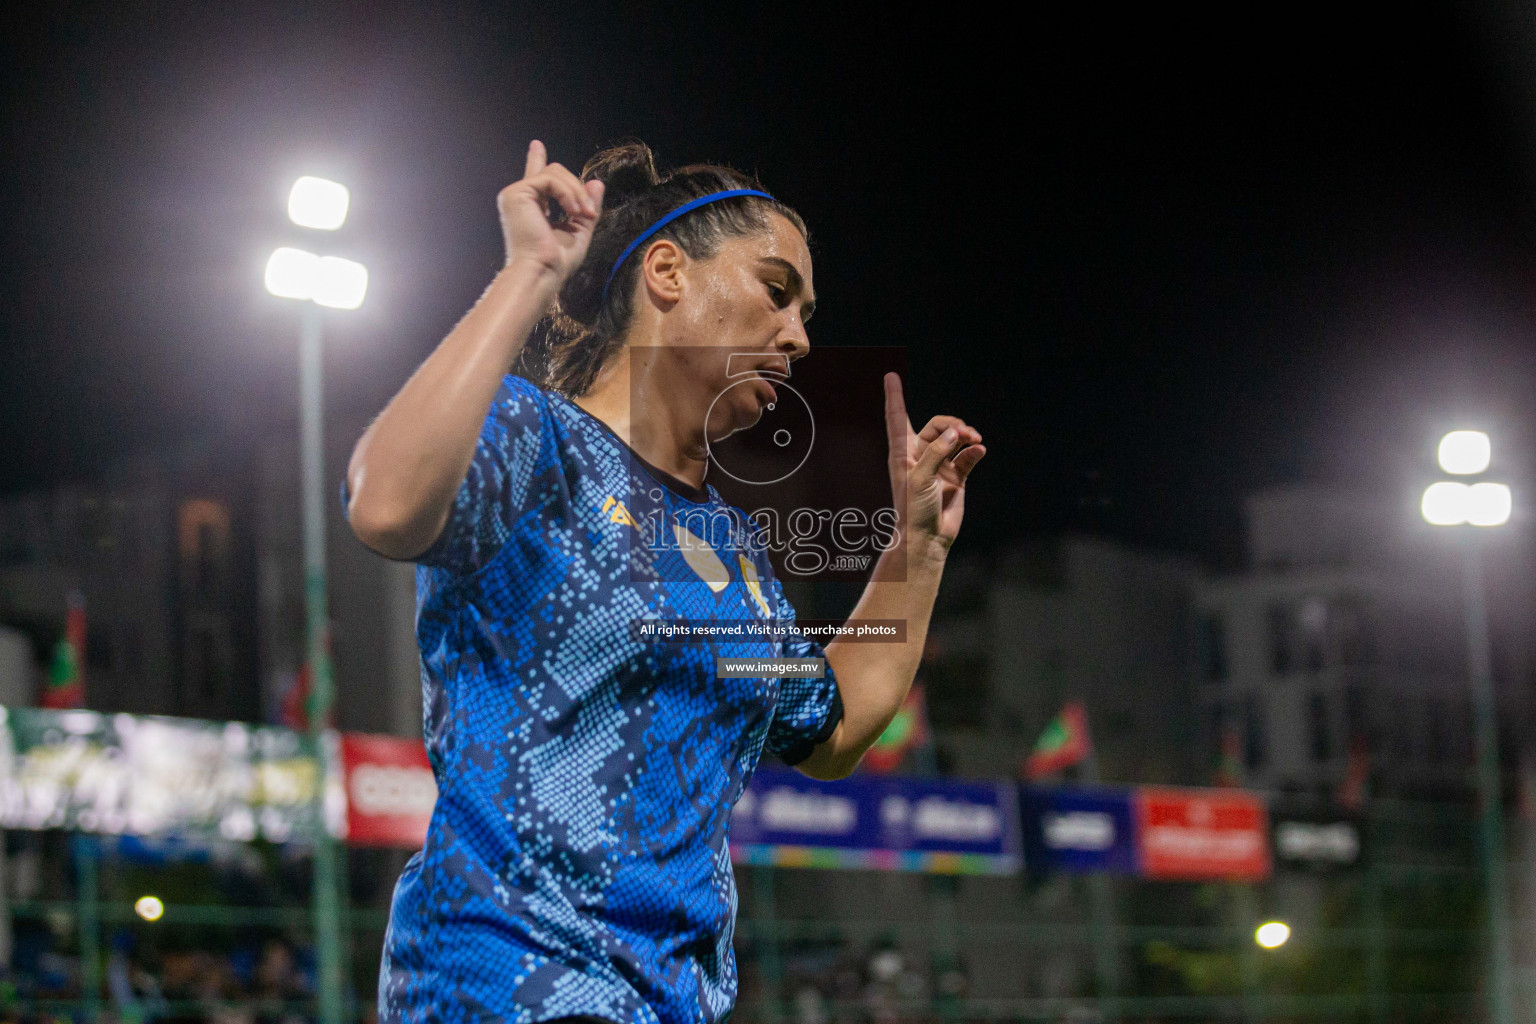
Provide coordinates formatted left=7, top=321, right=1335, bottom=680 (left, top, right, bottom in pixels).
left=263, top=176, right=362, bottom=1024
left=134, top=895, right=165, bottom=922
left=1422, top=480, right=1512, bottom=528
left=1255, top=921, right=1290, bottom=949
left=1467, top=482, right=1513, bottom=527
left=288, top=176, right=350, bottom=230
left=1438, top=430, right=1491, bottom=475
left=313, top=256, right=369, bottom=310
left=265, top=247, right=319, bottom=301
left=1418, top=432, right=1516, bottom=1024
left=265, top=249, right=368, bottom=310
left=1421, top=481, right=1470, bottom=526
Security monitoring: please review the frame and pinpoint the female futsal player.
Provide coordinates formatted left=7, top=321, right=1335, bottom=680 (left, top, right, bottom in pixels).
left=343, top=139, right=984, bottom=1024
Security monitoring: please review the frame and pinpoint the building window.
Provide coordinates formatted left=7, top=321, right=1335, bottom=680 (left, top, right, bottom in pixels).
left=180, top=625, right=228, bottom=709
left=1197, top=612, right=1228, bottom=681
left=1266, top=603, right=1293, bottom=675
left=1308, top=691, right=1332, bottom=762
left=1332, top=596, right=1373, bottom=667
left=1299, top=598, right=1327, bottom=672
left=1244, top=693, right=1266, bottom=771
left=196, top=521, right=219, bottom=593
left=177, top=499, right=231, bottom=602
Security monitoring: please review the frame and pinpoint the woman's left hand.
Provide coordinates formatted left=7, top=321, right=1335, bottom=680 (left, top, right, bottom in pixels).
left=883, top=371, right=985, bottom=557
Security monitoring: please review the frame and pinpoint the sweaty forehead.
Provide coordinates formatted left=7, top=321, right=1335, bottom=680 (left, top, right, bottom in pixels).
left=755, top=213, right=813, bottom=287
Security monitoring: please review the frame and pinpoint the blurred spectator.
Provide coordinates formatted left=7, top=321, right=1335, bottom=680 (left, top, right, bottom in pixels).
left=108, top=929, right=169, bottom=1023
left=791, top=982, right=827, bottom=1024
left=861, top=941, right=904, bottom=1024
left=253, top=940, right=308, bottom=1024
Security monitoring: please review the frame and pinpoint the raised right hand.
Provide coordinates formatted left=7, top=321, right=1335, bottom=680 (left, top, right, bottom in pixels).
left=498, top=139, right=606, bottom=279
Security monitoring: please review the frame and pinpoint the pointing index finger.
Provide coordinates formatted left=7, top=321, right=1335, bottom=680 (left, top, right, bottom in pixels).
left=884, top=372, right=912, bottom=454
left=524, top=139, right=547, bottom=179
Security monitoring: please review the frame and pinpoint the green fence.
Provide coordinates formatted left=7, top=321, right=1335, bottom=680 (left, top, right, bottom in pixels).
left=728, top=797, right=1529, bottom=1023
left=0, top=797, right=1524, bottom=1023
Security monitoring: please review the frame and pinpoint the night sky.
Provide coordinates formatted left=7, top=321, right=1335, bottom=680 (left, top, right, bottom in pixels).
left=5, top=1, right=1536, bottom=567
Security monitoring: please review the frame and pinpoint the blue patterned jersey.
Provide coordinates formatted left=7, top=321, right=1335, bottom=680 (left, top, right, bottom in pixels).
left=342, top=373, right=842, bottom=1024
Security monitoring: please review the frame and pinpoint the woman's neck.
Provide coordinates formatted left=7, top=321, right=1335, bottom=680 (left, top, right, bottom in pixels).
left=572, top=348, right=710, bottom=491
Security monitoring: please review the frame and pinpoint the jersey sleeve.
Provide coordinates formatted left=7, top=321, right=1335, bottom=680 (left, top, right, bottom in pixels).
left=765, top=576, right=844, bottom=767
left=340, top=374, right=552, bottom=575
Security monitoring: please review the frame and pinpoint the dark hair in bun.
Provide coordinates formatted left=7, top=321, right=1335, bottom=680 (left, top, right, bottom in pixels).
left=520, top=139, right=807, bottom=397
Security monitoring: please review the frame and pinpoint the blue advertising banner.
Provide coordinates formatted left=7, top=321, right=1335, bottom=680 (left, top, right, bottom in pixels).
left=730, top=768, right=1022, bottom=874
left=1019, top=786, right=1137, bottom=874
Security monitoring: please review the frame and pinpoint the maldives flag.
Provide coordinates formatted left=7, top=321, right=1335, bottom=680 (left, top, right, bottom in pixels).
left=281, top=663, right=313, bottom=731
left=1023, top=700, right=1091, bottom=780
left=42, top=590, right=86, bottom=709
left=1338, top=735, right=1370, bottom=812
left=863, top=685, right=930, bottom=773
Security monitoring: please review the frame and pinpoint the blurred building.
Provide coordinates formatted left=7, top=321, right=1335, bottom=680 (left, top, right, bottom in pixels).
left=1194, top=485, right=1534, bottom=801
left=0, top=438, right=257, bottom=720
left=922, top=535, right=1205, bottom=786
left=254, top=413, right=420, bottom=739
left=763, top=536, right=1209, bottom=1005
left=0, top=625, right=34, bottom=708
left=771, top=488, right=1536, bottom=1006
left=0, top=417, right=422, bottom=737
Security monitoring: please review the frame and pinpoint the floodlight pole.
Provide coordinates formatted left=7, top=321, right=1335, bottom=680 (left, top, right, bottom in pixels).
left=73, top=835, right=100, bottom=1022
left=1460, top=532, right=1513, bottom=1024
left=1080, top=746, right=1121, bottom=1013
left=300, top=303, right=346, bottom=1024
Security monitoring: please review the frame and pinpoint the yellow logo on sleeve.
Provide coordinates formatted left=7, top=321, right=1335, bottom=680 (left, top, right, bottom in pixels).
left=599, top=496, right=640, bottom=530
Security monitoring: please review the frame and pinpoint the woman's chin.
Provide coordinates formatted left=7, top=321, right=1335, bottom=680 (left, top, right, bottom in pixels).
left=706, top=401, right=762, bottom=442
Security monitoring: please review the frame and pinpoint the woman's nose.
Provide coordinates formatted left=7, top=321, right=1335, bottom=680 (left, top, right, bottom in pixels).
left=778, top=317, right=810, bottom=360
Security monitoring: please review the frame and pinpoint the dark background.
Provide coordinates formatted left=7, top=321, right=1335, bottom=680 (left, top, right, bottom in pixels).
left=6, top=0, right=1536, bottom=566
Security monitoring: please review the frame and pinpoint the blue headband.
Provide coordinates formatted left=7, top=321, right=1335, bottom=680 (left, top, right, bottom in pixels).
left=601, top=189, right=775, bottom=305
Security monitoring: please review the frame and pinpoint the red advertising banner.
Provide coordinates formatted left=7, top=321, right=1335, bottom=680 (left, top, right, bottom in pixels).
left=1133, top=786, right=1270, bottom=880
left=338, top=732, right=436, bottom=848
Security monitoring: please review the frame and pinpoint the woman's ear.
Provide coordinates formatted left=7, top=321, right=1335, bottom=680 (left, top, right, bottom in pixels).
left=640, top=240, right=685, bottom=306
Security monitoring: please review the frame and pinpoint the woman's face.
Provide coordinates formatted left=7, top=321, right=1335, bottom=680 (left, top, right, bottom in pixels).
left=648, top=212, right=815, bottom=442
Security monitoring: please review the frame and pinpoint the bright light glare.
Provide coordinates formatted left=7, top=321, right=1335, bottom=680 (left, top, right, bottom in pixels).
left=1422, top=481, right=1512, bottom=527
left=265, top=247, right=318, bottom=300
left=288, top=176, right=350, bottom=230
left=1467, top=482, right=1512, bottom=527
left=134, top=895, right=164, bottom=922
left=313, top=256, right=369, bottom=310
left=1422, top=482, right=1469, bottom=526
left=1255, top=921, right=1290, bottom=949
left=1438, top=431, right=1491, bottom=475
left=265, top=250, right=368, bottom=309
